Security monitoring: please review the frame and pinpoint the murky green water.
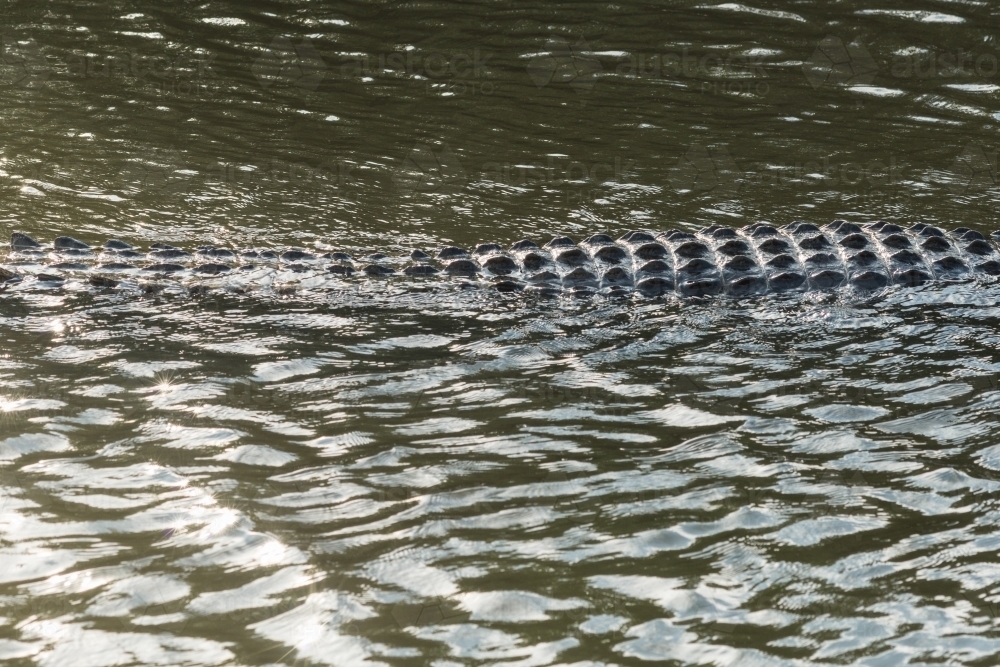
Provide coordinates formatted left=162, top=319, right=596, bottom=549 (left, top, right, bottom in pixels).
left=4, top=1, right=1000, bottom=665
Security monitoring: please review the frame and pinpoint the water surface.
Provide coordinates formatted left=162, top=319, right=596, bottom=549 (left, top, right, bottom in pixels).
left=3, top=1, right=1000, bottom=665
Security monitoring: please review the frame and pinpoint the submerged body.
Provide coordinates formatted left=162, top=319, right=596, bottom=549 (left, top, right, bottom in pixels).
left=3, top=221, right=1000, bottom=298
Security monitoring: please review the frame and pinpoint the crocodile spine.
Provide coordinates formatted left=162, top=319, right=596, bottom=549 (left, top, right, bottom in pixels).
left=3, top=221, right=1000, bottom=298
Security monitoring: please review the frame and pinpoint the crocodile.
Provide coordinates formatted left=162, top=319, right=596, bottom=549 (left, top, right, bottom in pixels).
left=3, top=221, right=1000, bottom=298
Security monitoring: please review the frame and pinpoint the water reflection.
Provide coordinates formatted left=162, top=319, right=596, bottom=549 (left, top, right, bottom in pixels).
left=1, top=279, right=1000, bottom=664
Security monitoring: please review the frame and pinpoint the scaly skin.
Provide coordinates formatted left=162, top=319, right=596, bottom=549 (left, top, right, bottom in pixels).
left=3, top=221, right=1000, bottom=298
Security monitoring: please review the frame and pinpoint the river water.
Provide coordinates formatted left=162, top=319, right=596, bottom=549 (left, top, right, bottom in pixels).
left=4, top=1, right=1000, bottom=665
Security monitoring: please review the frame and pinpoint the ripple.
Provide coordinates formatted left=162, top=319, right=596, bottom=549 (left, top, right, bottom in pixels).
left=848, top=85, right=908, bottom=98
left=855, top=9, right=966, bottom=23
left=0, top=398, right=65, bottom=413
left=141, top=423, right=243, bottom=449
left=642, top=404, right=745, bottom=427
left=20, top=618, right=233, bottom=666
left=394, top=417, right=483, bottom=436
left=876, top=408, right=986, bottom=443
left=803, top=404, right=889, bottom=422
left=249, top=592, right=384, bottom=666
left=892, top=383, right=973, bottom=404
left=213, top=444, right=297, bottom=467
left=42, top=345, right=119, bottom=364
left=700, top=3, right=807, bottom=22
left=188, top=565, right=320, bottom=616
left=457, top=590, right=588, bottom=622
left=772, top=515, right=887, bottom=546
left=252, top=358, right=328, bottom=382
left=0, top=433, right=70, bottom=460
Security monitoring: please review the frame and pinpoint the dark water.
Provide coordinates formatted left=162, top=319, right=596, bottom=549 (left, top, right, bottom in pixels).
left=4, top=1, right=1000, bottom=665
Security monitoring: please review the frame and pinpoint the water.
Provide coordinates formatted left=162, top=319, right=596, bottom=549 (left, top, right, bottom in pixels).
left=4, top=1, right=1000, bottom=665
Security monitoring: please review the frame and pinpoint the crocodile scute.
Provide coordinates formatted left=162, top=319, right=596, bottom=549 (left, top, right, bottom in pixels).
left=3, top=221, right=1000, bottom=298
